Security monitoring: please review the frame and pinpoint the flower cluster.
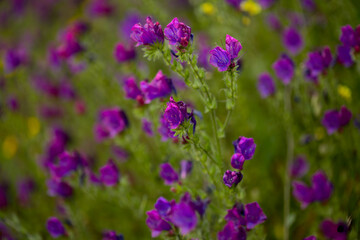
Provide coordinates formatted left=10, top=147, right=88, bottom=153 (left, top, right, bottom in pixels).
left=146, top=193, right=210, bottom=237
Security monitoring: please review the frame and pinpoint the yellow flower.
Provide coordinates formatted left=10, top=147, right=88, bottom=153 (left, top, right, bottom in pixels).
left=200, top=2, right=215, bottom=15
left=337, top=85, right=351, bottom=102
left=315, top=127, right=325, bottom=140
left=3, top=135, right=18, bottom=158
left=28, top=117, right=40, bottom=137
left=240, top=0, right=262, bottom=16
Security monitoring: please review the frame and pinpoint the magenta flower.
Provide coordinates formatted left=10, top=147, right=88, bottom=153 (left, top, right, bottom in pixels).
left=163, top=96, right=188, bottom=129
left=244, top=202, right=267, bottom=230
left=232, top=136, right=256, bottom=160
left=95, top=108, right=129, bottom=141
left=170, top=202, right=198, bottom=235
left=209, top=35, right=242, bottom=71
left=231, top=153, right=245, bottom=170
left=102, top=231, right=124, bottom=240
left=46, top=217, right=66, bottom=238
left=88, top=0, right=114, bottom=17
left=257, top=73, right=276, bottom=98
left=122, top=76, right=143, bottom=101
left=289, top=155, right=309, bottom=178
left=272, top=54, right=294, bottom=85
left=146, top=210, right=172, bottom=237
left=140, top=71, right=175, bottom=104
left=322, top=106, right=352, bottom=135
left=159, top=163, right=179, bottom=185
left=164, top=17, right=191, bottom=48
left=100, top=160, right=120, bottom=186
left=131, top=17, right=164, bottom=47
left=283, top=27, right=304, bottom=55
left=320, top=219, right=348, bottom=240
left=223, top=170, right=243, bottom=188
left=114, top=43, right=136, bottom=62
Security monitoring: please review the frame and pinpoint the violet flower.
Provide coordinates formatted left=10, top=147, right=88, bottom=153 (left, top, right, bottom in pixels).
left=311, top=171, right=333, bottom=202
left=95, top=108, right=129, bottom=141
left=142, top=118, right=154, bottom=137
left=17, top=178, right=35, bottom=205
left=154, top=197, right=172, bottom=217
left=169, top=202, right=198, bottom=235
left=122, top=76, right=143, bottom=101
left=223, top=170, right=243, bottom=188
left=164, top=17, right=191, bottom=49
left=320, top=219, right=348, bottom=240
left=272, top=54, right=294, bottom=85
left=337, top=45, right=353, bottom=67
left=322, top=106, right=352, bottom=135
left=231, top=153, right=245, bottom=170
left=292, top=181, right=314, bottom=208
left=304, top=46, right=333, bottom=82
left=340, top=25, right=356, bottom=48
left=225, top=0, right=242, bottom=9
left=102, top=230, right=124, bottom=240
left=209, top=35, right=242, bottom=71
left=47, top=179, right=73, bottom=198
left=46, top=217, right=66, bottom=238
left=146, top=210, right=172, bottom=237
left=283, top=27, right=303, bottom=55
left=140, top=71, right=175, bottom=104
left=121, top=12, right=142, bottom=40
left=224, top=203, right=247, bottom=227
left=163, top=96, right=188, bottom=129
left=49, top=151, right=80, bottom=179
left=244, top=202, right=267, bottom=230
left=257, top=73, right=276, bottom=98
left=180, top=160, right=193, bottom=179
left=4, top=48, right=27, bottom=73
left=259, top=0, right=276, bottom=8
left=158, top=114, right=177, bottom=141
left=289, top=155, right=309, bottom=178
left=131, top=17, right=164, bottom=46
left=0, top=183, right=8, bottom=209
left=114, top=43, right=136, bottom=62
left=232, top=136, right=256, bottom=160
left=100, top=160, right=120, bottom=186
left=159, top=163, right=179, bottom=185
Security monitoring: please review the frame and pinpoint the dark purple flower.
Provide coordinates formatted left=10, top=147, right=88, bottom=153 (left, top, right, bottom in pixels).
left=47, top=179, right=73, bottom=198
left=272, top=54, right=294, bottom=85
left=190, top=196, right=210, bottom=218
left=146, top=210, right=172, bottom=237
left=7, top=96, right=19, bottom=111
left=283, top=28, right=303, bottom=55
left=337, top=45, right=353, bottom=67
left=223, top=170, right=243, bottom=188
left=311, top=171, right=333, bottom=202
left=169, top=202, right=198, bottom=235
left=289, top=155, right=309, bottom=178
left=131, top=17, right=164, bottom=46
left=102, top=230, right=124, bottom=240
left=142, top=118, right=154, bottom=136
left=224, top=203, right=247, bottom=227
left=218, top=221, right=247, bottom=240
left=0, top=183, right=8, bottom=209
left=304, top=236, right=317, bottom=240
left=244, top=202, right=267, bottom=230
left=232, top=136, right=256, bottom=160
left=114, top=43, right=136, bottom=62
left=88, top=0, right=114, bottom=17
left=140, top=71, right=175, bottom=104
left=301, top=0, right=316, bottom=11
left=122, top=76, right=143, bottom=100
left=231, top=153, right=245, bottom=170
left=340, top=25, right=355, bottom=48
left=209, top=46, right=231, bottom=72
left=257, top=73, right=276, bottom=98
left=322, top=106, right=352, bottom=134
left=225, top=0, right=242, bottom=9
left=320, top=219, right=348, bottom=240
left=46, top=217, right=66, bottom=238
left=17, top=178, right=35, bottom=205
left=0, top=222, right=14, bottom=240
left=4, top=48, right=27, bottom=73
left=163, top=96, right=188, bottom=129
left=292, top=181, right=314, bottom=208
left=226, top=35, right=242, bottom=60
left=164, top=17, right=191, bottom=48
left=339, top=106, right=352, bottom=127
left=100, top=160, right=120, bottom=186
left=158, top=114, right=177, bottom=141
left=95, top=108, right=129, bottom=141
left=159, top=163, right=179, bottom=185
left=154, top=197, right=172, bottom=217
left=180, top=160, right=193, bottom=179
left=49, top=151, right=80, bottom=179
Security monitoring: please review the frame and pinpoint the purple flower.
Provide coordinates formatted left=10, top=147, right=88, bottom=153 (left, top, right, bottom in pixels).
left=283, top=28, right=303, bottom=55
left=46, top=217, right=66, bottom=238
left=158, top=114, right=177, bottom=141
left=114, top=43, right=136, bottom=62
left=146, top=210, right=172, bottom=237
left=218, top=221, right=247, bottom=240
left=140, top=71, right=175, bottom=104
left=121, top=12, right=142, bottom=40
left=142, top=118, right=154, bottom=136
left=163, top=96, right=188, bottom=129
left=169, top=202, right=198, bottom=235
left=301, top=0, right=316, bottom=11
left=17, top=178, right=35, bottom=205
left=223, top=170, right=243, bottom=188
left=88, top=0, right=114, bottom=17
left=231, top=153, right=245, bottom=170
left=266, top=14, right=282, bottom=32
left=122, top=76, right=143, bottom=101
left=159, top=163, right=179, bottom=185
left=322, top=106, right=352, bottom=134
left=0, top=183, right=8, bottom=209
left=111, top=146, right=129, bottom=162
left=304, top=47, right=333, bottom=82
left=225, top=35, right=242, bottom=60
left=131, top=17, right=164, bottom=46
left=224, top=203, right=247, bottom=227
left=257, top=73, right=276, bottom=98
left=7, top=96, right=19, bottom=111
left=340, top=25, right=355, bottom=48
left=102, top=230, right=124, bottom=240
left=56, top=34, right=84, bottom=59
left=244, top=202, right=267, bottom=230
left=339, top=105, right=352, bottom=127
left=95, top=108, right=129, bottom=141
left=272, top=54, right=294, bottom=85
left=304, top=236, right=317, bottom=240
left=337, top=45, right=353, bottom=67
left=289, top=155, right=309, bottom=178
left=259, top=0, right=276, bottom=8
left=49, top=151, right=80, bottom=179
left=232, top=136, right=256, bottom=160
left=292, top=181, right=314, bottom=208
left=320, top=219, right=348, bottom=240
left=164, top=17, right=191, bottom=48
left=100, top=160, right=120, bottom=186
left=209, top=46, right=231, bottom=72
left=154, top=197, right=172, bottom=217
left=225, top=0, right=242, bottom=9
left=4, top=48, right=27, bottom=73
left=180, top=160, right=193, bottom=179
left=311, top=171, right=333, bottom=202
left=190, top=196, right=210, bottom=218
left=47, top=179, right=73, bottom=198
